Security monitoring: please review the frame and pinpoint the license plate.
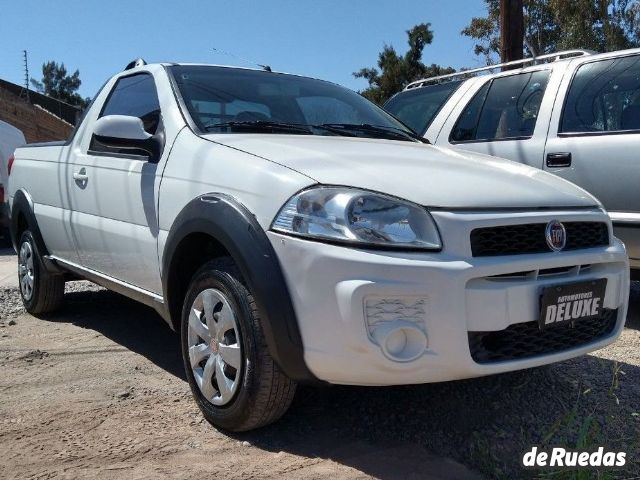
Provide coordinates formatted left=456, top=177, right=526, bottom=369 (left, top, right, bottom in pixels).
left=539, top=279, right=607, bottom=330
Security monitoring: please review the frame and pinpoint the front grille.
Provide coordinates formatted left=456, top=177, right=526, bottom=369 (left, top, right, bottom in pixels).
left=468, top=309, right=617, bottom=363
left=470, top=222, right=609, bottom=257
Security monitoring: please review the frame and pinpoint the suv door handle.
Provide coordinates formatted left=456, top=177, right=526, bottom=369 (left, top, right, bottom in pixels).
left=546, top=152, right=572, bottom=168
left=73, top=168, right=88, bottom=182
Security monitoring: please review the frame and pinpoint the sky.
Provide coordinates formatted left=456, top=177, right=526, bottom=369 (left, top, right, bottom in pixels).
left=0, top=0, right=487, bottom=100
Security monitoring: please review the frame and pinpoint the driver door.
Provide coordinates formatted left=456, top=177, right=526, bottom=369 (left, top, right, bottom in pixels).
left=66, top=73, right=164, bottom=294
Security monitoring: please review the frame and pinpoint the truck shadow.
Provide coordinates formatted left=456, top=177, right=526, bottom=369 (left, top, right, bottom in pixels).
left=40, top=283, right=640, bottom=479
left=241, top=353, right=640, bottom=479
left=46, top=285, right=185, bottom=380
left=627, top=280, right=640, bottom=329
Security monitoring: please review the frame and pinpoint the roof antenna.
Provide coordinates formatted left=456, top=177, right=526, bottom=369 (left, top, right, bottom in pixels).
left=212, top=47, right=272, bottom=72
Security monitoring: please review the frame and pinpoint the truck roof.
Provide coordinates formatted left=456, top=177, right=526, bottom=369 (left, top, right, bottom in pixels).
left=122, top=58, right=326, bottom=84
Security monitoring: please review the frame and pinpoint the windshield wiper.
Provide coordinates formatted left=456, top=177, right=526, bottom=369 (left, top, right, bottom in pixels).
left=203, top=121, right=313, bottom=135
left=318, top=123, right=429, bottom=143
left=202, top=120, right=429, bottom=143
left=310, top=124, right=358, bottom=137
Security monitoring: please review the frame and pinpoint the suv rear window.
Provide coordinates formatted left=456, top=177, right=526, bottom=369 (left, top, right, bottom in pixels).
left=450, top=70, right=550, bottom=143
left=384, top=81, right=463, bottom=135
left=560, top=55, right=640, bottom=134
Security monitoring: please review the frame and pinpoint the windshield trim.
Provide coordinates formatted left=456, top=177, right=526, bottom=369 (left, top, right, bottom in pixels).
left=166, top=65, right=417, bottom=139
left=164, top=64, right=203, bottom=135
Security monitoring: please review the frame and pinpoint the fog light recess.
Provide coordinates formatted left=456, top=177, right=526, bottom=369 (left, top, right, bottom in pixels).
left=365, top=297, right=428, bottom=362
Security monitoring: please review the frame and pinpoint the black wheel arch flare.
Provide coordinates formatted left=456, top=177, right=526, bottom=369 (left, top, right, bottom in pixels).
left=162, top=193, right=320, bottom=384
left=10, top=190, right=66, bottom=275
left=10, top=190, right=43, bottom=251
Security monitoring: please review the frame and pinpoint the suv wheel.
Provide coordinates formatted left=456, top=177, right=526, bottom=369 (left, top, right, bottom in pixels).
left=181, top=258, right=296, bottom=431
left=18, top=231, right=65, bottom=314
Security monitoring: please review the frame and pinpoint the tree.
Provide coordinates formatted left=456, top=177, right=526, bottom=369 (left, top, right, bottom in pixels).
left=30, top=61, right=89, bottom=108
left=462, top=0, right=640, bottom=64
left=354, top=24, right=455, bottom=104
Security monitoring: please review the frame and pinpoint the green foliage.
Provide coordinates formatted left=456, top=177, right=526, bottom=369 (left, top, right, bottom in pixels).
left=30, top=61, right=89, bottom=108
left=353, top=23, right=455, bottom=104
left=462, top=0, right=640, bottom=63
left=537, top=362, right=627, bottom=480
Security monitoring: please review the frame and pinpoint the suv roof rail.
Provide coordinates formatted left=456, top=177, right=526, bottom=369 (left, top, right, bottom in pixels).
left=124, top=58, right=147, bottom=71
left=404, top=50, right=595, bottom=90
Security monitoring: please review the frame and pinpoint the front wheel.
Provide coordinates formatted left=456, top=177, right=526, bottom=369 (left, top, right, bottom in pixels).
left=181, top=258, right=296, bottom=431
left=18, top=231, right=65, bottom=315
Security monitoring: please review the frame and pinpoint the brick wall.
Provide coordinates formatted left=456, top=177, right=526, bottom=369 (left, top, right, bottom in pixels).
left=0, top=87, right=73, bottom=143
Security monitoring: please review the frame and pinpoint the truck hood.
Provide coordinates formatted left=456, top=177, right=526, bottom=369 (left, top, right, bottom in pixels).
left=205, top=134, right=599, bottom=209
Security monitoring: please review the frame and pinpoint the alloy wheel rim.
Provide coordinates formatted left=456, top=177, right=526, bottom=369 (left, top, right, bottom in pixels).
left=187, top=288, right=242, bottom=406
left=18, top=241, right=35, bottom=301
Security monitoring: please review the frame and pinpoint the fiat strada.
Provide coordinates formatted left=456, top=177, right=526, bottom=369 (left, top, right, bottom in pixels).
left=7, top=60, right=629, bottom=431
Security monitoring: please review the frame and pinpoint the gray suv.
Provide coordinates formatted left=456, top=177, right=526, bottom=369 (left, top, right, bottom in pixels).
left=385, top=49, right=640, bottom=278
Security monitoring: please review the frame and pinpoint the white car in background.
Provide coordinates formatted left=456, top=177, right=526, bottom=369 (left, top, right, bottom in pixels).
left=8, top=60, right=629, bottom=431
left=0, top=120, right=25, bottom=245
left=385, top=48, right=640, bottom=279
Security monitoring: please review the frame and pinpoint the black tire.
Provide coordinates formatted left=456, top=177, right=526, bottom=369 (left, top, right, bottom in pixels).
left=181, top=258, right=296, bottom=432
left=17, top=231, right=65, bottom=315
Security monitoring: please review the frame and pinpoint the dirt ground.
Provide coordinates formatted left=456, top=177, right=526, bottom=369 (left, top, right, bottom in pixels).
left=0, top=247, right=638, bottom=479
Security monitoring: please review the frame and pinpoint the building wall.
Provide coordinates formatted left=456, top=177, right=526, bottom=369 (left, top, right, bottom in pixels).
left=0, top=87, right=73, bottom=143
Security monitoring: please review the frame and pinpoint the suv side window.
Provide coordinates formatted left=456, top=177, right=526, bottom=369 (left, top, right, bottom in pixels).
left=383, top=80, right=463, bottom=135
left=451, top=70, right=550, bottom=143
left=90, top=73, right=161, bottom=154
left=560, top=55, right=640, bottom=134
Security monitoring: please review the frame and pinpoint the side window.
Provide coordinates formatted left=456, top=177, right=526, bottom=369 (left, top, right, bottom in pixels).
left=451, top=70, right=550, bottom=142
left=561, top=55, right=640, bottom=134
left=90, top=73, right=161, bottom=154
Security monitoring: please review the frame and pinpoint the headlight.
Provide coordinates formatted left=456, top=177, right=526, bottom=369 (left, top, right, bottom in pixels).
left=271, top=187, right=442, bottom=250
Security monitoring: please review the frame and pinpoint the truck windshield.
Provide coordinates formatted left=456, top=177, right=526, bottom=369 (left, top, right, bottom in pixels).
left=384, top=81, right=463, bottom=136
left=169, top=65, right=420, bottom=142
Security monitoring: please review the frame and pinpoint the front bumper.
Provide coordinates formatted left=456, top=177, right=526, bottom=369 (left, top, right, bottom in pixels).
left=612, top=224, right=640, bottom=270
left=268, top=209, right=629, bottom=386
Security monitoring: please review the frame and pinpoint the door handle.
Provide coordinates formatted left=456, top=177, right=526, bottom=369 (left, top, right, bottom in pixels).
left=73, top=168, right=88, bottom=182
left=546, top=152, right=572, bottom=168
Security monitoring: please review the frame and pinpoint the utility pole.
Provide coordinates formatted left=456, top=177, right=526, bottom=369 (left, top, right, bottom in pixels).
left=21, top=50, right=31, bottom=102
left=500, top=0, right=524, bottom=66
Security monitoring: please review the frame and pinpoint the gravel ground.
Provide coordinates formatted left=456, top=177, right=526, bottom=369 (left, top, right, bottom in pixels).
left=0, top=277, right=638, bottom=479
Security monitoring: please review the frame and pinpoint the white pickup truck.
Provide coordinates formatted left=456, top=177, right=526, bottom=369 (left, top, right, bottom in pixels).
left=385, top=48, right=640, bottom=278
left=8, top=59, right=629, bottom=431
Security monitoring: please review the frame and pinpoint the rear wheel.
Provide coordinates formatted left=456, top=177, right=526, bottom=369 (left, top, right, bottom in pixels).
left=18, top=231, right=65, bottom=314
left=181, top=258, right=296, bottom=431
